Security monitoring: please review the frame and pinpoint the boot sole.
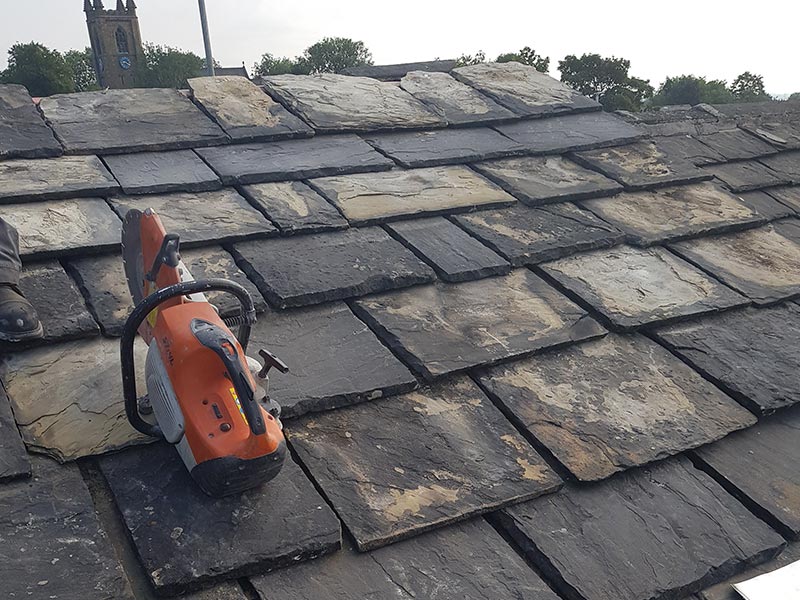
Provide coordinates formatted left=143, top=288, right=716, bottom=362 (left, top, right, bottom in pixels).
left=0, top=323, right=44, bottom=343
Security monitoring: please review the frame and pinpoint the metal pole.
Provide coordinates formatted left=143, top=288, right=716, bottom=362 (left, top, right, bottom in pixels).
left=198, top=0, right=215, bottom=76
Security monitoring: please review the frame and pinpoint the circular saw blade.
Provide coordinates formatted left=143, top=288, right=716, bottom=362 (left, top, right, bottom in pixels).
left=121, top=209, right=147, bottom=306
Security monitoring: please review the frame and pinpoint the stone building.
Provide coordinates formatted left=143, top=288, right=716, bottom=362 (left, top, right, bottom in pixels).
left=84, top=0, right=144, bottom=89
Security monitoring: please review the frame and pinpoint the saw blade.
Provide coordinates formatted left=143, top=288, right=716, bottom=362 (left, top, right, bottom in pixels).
left=121, top=209, right=147, bottom=306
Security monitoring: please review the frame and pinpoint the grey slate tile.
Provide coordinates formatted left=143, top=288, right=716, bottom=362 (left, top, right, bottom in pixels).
left=477, top=334, right=756, bottom=481
left=766, top=185, right=800, bottom=212
left=652, top=134, right=726, bottom=166
left=497, top=457, right=785, bottom=600
left=240, top=181, right=348, bottom=234
left=581, top=182, right=764, bottom=246
left=3, top=198, right=121, bottom=259
left=109, top=189, right=276, bottom=247
left=399, top=70, right=517, bottom=125
left=310, top=166, right=516, bottom=226
left=758, top=150, right=800, bottom=184
left=262, top=73, right=445, bottom=132
left=250, top=302, right=417, bottom=418
left=694, top=405, right=800, bottom=540
left=695, top=128, right=779, bottom=161
left=102, top=150, right=222, bottom=195
left=652, top=303, right=800, bottom=415
left=363, top=127, right=526, bottom=168
left=495, top=111, right=645, bottom=153
left=454, top=203, right=624, bottom=265
left=741, top=117, right=800, bottom=149
left=340, top=59, right=457, bottom=80
left=0, top=386, right=30, bottom=482
left=0, top=457, right=133, bottom=599
left=231, top=227, right=435, bottom=309
left=540, top=245, right=748, bottom=330
left=196, top=134, right=394, bottom=184
left=452, top=62, right=600, bottom=117
left=352, top=269, right=606, bottom=379
left=247, top=302, right=417, bottom=419
left=99, top=443, right=341, bottom=596
left=0, top=155, right=118, bottom=203
left=67, top=254, right=131, bottom=337
left=699, top=544, right=800, bottom=600
left=39, top=88, right=227, bottom=154
left=670, top=221, right=800, bottom=305
left=705, top=160, right=790, bottom=192
left=182, top=582, right=248, bottom=600
left=188, top=76, right=314, bottom=141
left=252, top=519, right=561, bottom=600
left=472, top=155, right=622, bottom=205
left=571, top=140, right=711, bottom=190
left=738, top=189, right=796, bottom=220
left=387, top=217, right=511, bottom=282
left=289, top=376, right=561, bottom=550
left=0, top=83, right=62, bottom=159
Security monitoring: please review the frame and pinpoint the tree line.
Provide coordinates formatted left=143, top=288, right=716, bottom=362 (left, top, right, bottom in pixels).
left=2, top=38, right=796, bottom=111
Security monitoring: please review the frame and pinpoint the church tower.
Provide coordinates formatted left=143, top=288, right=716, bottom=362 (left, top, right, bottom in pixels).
left=85, top=0, right=144, bottom=89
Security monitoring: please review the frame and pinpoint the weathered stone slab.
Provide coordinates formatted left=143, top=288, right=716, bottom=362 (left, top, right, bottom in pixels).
left=232, top=227, right=434, bottom=308
left=109, top=189, right=276, bottom=247
left=581, top=182, right=763, bottom=245
left=386, top=217, right=510, bottom=282
left=0, top=154, right=118, bottom=202
left=452, top=62, right=600, bottom=117
left=39, top=88, right=227, bottom=154
left=758, top=150, right=800, bottom=184
left=182, top=582, right=248, bottom=600
left=363, top=127, right=525, bottom=168
left=67, top=254, right=132, bottom=337
left=695, top=128, right=779, bottom=161
left=0, top=83, right=62, bottom=159
left=99, top=443, right=341, bottom=596
left=767, top=185, right=800, bottom=212
left=252, top=519, right=561, bottom=600
left=399, top=70, right=516, bottom=125
left=247, top=303, right=416, bottom=419
left=188, top=76, right=314, bottom=141
left=700, top=544, right=800, bottom=600
left=240, top=181, right=348, bottom=234
left=652, top=134, right=726, bottom=166
left=571, top=141, right=711, bottom=190
left=738, top=189, right=796, bottom=220
left=16, top=261, right=99, bottom=343
left=495, top=111, right=645, bottom=153
left=472, top=155, right=622, bottom=205
left=454, top=203, right=624, bottom=265
left=497, top=457, right=785, bottom=600
left=694, top=406, right=800, bottom=540
left=652, top=303, right=800, bottom=415
left=352, top=269, right=606, bottom=379
left=741, top=117, right=800, bottom=149
left=670, top=221, right=800, bottom=305
left=262, top=73, right=445, bottom=132
left=478, top=334, right=756, bottom=481
left=196, top=134, right=394, bottom=184
left=341, top=59, right=458, bottom=80
left=0, top=387, right=30, bottom=482
left=102, top=150, right=222, bottom=195
left=290, top=376, right=561, bottom=550
left=2, top=337, right=148, bottom=461
left=540, top=245, right=748, bottom=330
left=3, top=198, right=121, bottom=259
left=0, top=457, right=133, bottom=599
left=705, top=160, right=790, bottom=192
left=311, top=166, right=516, bottom=225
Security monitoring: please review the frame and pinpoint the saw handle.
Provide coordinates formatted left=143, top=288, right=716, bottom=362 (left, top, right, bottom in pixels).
left=121, top=278, right=257, bottom=439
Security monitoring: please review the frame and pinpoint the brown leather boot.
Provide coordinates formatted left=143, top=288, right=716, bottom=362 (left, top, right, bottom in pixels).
left=0, top=284, right=43, bottom=342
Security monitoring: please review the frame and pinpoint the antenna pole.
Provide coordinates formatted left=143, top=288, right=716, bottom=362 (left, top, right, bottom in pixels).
left=198, top=0, right=215, bottom=76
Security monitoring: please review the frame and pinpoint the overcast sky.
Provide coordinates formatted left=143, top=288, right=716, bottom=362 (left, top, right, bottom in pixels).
left=1, top=0, right=797, bottom=95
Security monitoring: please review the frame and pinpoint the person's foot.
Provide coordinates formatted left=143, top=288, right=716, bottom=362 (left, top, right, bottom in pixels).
left=0, top=285, right=43, bottom=342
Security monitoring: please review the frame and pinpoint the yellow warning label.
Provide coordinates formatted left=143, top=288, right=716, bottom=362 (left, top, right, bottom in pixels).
left=230, top=387, right=249, bottom=426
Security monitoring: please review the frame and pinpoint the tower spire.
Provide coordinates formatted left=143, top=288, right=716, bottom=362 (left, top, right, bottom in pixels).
left=84, top=0, right=93, bottom=12
left=127, top=0, right=137, bottom=13
left=116, top=0, right=125, bottom=11
left=94, top=0, right=105, bottom=9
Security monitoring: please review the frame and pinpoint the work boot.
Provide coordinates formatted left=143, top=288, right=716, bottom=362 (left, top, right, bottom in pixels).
left=0, top=284, right=43, bottom=342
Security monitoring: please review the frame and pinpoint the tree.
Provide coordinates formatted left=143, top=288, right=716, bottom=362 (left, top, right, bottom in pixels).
left=136, top=43, right=203, bottom=88
left=497, top=46, right=550, bottom=73
left=730, top=71, right=771, bottom=102
left=455, top=51, right=486, bottom=67
left=651, top=75, right=734, bottom=106
left=253, top=53, right=309, bottom=77
left=558, top=53, right=653, bottom=112
left=300, top=37, right=372, bottom=74
left=790, top=92, right=800, bottom=103
left=63, top=48, right=99, bottom=92
left=0, top=42, right=74, bottom=96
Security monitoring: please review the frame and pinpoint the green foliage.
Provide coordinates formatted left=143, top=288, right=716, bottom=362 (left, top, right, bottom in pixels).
left=301, top=37, right=373, bottom=74
left=63, top=47, right=99, bottom=92
left=651, top=72, right=773, bottom=107
left=253, top=53, right=309, bottom=77
left=455, top=51, right=486, bottom=67
left=558, top=53, right=653, bottom=112
left=730, top=71, right=771, bottom=102
left=0, top=42, right=75, bottom=96
left=135, top=43, right=203, bottom=88
left=496, top=46, right=550, bottom=73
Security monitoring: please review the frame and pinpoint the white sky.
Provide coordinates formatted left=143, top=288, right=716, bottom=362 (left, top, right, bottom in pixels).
left=0, top=0, right=798, bottom=95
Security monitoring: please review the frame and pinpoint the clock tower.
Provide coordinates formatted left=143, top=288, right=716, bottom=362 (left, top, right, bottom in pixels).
left=85, top=0, right=144, bottom=89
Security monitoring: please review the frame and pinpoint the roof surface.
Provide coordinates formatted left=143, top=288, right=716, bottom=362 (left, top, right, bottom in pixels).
left=0, top=66, right=799, bottom=600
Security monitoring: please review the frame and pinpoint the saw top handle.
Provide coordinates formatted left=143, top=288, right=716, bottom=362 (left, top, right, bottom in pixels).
left=120, top=278, right=257, bottom=439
